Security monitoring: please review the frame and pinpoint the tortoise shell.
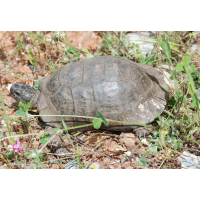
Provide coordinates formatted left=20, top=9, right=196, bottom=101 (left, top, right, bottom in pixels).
left=36, top=56, right=168, bottom=131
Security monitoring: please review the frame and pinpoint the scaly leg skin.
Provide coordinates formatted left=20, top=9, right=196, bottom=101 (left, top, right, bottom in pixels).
left=44, top=127, right=79, bottom=169
left=44, top=126, right=71, bottom=158
left=133, top=127, right=151, bottom=139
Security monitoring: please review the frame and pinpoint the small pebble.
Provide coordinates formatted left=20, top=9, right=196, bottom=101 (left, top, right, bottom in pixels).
left=65, top=159, right=79, bottom=169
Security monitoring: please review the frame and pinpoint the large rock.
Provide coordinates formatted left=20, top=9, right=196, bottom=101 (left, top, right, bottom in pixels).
left=125, top=31, right=156, bottom=57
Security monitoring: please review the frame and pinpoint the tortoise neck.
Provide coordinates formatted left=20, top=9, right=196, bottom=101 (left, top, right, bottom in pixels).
left=32, top=90, right=40, bottom=109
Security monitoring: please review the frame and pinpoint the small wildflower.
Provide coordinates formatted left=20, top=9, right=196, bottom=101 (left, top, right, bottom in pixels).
left=13, top=141, right=21, bottom=152
left=7, top=84, right=12, bottom=92
left=16, top=58, right=20, bottom=61
left=21, top=52, right=25, bottom=55
left=7, top=145, right=13, bottom=152
left=124, top=151, right=131, bottom=157
left=88, top=163, right=100, bottom=169
left=176, top=130, right=179, bottom=136
left=141, top=138, right=149, bottom=146
left=27, top=37, right=30, bottom=40
left=1, top=120, right=7, bottom=127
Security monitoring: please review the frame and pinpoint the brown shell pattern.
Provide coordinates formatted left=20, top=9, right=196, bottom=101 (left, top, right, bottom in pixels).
left=37, top=56, right=168, bottom=131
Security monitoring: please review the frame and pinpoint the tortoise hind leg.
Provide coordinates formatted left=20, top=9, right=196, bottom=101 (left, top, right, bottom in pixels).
left=41, top=127, right=79, bottom=168
left=45, top=126, right=71, bottom=158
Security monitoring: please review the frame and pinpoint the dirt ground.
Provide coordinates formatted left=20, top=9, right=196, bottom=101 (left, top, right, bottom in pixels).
left=0, top=31, right=182, bottom=169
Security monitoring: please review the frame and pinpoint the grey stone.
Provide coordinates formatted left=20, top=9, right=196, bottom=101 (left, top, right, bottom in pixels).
left=178, top=151, right=200, bottom=169
left=65, top=158, right=80, bottom=169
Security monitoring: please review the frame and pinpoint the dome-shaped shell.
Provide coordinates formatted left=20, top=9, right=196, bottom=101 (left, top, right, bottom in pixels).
left=37, top=56, right=168, bottom=131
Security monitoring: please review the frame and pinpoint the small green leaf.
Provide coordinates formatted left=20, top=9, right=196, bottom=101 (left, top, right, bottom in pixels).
left=62, top=56, right=69, bottom=63
left=86, top=53, right=94, bottom=58
left=6, top=152, right=14, bottom=159
left=49, top=65, right=56, bottom=72
left=93, top=118, right=102, bottom=129
left=82, top=47, right=89, bottom=54
left=16, top=110, right=25, bottom=116
left=143, top=162, right=149, bottom=167
left=157, top=38, right=162, bottom=47
left=96, top=111, right=108, bottom=126
left=183, top=98, right=190, bottom=105
left=161, top=39, right=171, bottom=60
left=176, top=63, right=184, bottom=72
left=28, top=47, right=34, bottom=58
left=191, top=99, right=196, bottom=108
left=183, top=116, right=188, bottom=121
left=40, top=134, right=51, bottom=145
left=167, top=99, right=176, bottom=106
left=189, top=64, right=196, bottom=73
left=136, top=161, right=144, bottom=166
left=34, top=80, right=42, bottom=89
left=183, top=56, right=191, bottom=68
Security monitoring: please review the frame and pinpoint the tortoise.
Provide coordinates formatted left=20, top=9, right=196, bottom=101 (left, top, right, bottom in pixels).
left=10, top=56, right=169, bottom=156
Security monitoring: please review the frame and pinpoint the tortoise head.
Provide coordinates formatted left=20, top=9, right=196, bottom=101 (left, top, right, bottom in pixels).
left=10, top=82, right=37, bottom=105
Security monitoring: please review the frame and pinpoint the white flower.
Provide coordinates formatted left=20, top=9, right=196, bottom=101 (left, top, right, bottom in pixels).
left=7, top=84, right=12, bottom=92
left=27, top=37, right=30, bottom=40
left=7, top=145, right=13, bottom=152
left=16, top=58, right=20, bottom=61
left=124, top=151, right=132, bottom=157
left=1, top=120, right=7, bottom=127
left=141, top=138, right=149, bottom=146
left=21, top=52, right=25, bottom=55
left=88, top=163, right=100, bottom=169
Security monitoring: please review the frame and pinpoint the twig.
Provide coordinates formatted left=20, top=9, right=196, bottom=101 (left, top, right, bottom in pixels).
left=158, top=160, right=165, bottom=169
left=181, top=31, right=190, bottom=41
left=2, top=99, right=18, bottom=110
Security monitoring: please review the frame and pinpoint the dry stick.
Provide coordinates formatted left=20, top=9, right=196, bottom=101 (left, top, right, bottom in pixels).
left=181, top=31, right=190, bottom=42
left=69, top=135, right=121, bottom=165
left=158, top=160, right=165, bottom=169
left=2, top=99, right=19, bottom=110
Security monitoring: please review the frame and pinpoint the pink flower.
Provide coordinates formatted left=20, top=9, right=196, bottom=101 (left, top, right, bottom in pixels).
left=13, top=141, right=21, bottom=152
